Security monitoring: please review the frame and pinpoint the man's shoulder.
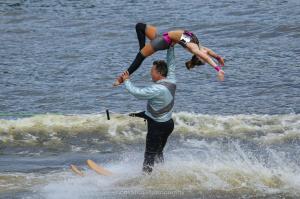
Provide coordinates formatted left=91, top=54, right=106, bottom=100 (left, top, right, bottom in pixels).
left=152, top=82, right=166, bottom=90
left=155, top=80, right=176, bottom=93
left=157, top=79, right=176, bottom=85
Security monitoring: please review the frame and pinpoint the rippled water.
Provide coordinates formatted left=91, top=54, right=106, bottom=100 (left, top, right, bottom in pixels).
left=0, top=0, right=299, bottom=115
left=0, top=0, right=300, bottom=198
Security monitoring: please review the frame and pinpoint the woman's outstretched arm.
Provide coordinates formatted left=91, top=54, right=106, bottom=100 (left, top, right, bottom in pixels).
left=186, top=43, right=225, bottom=81
left=186, top=43, right=218, bottom=67
left=203, top=47, right=225, bottom=66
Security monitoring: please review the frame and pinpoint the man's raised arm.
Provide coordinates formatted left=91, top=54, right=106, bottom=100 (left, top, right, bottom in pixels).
left=166, top=47, right=176, bottom=83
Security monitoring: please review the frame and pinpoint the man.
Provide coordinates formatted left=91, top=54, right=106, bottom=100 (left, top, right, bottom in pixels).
left=121, top=47, right=176, bottom=173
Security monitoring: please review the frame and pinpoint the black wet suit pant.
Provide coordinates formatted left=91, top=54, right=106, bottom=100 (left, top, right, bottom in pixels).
left=143, top=116, right=174, bottom=173
left=127, top=23, right=147, bottom=74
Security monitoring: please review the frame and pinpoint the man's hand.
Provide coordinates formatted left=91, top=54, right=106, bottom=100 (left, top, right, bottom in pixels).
left=113, top=71, right=130, bottom=87
left=113, top=75, right=123, bottom=87
left=121, top=71, right=130, bottom=81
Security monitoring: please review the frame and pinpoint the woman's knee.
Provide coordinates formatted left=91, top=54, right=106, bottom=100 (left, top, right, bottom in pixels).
left=136, top=23, right=146, bottom=33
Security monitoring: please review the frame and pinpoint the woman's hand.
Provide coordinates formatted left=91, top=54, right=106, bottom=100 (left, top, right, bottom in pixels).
left=217, top=70, right=225, bottom=81
left=216, top=56, right=225, bottom=66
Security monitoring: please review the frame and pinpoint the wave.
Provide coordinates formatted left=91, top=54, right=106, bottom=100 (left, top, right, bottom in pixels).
left=1, top=125, right=300, bottom=198
left=2, top=145, right=300, bottom=199
left=0, top=112, right=299, bottom=154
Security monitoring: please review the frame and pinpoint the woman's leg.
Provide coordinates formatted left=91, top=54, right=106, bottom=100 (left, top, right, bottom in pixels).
left=127, top=43, right=155, bottom=74
left=114, top=43, right=156, bottom=86
left=113, top=25, right=158, bottom=85
left=123, top=24, right=157, bottom=74
left=126, top=23, right=157, bottom=74
left=136, top=23, right=157, bottom=50
left=127, top=32, right=169, bottom=75
left=135, top=23, right=146, bottom=50
left=145, top=24, right=157, bottom=40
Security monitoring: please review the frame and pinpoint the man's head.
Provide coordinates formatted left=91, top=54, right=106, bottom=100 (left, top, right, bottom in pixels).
left=151, top=60, right=168, bottom=82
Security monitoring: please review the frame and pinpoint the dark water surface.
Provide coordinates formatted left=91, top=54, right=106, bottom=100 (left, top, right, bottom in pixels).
left=0, top=0, right=299, bottom=115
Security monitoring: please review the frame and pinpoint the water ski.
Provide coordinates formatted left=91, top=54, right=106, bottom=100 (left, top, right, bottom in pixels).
left=70, top=164, right=84, bottom=177
left=86, top=159, right=113, bottom=176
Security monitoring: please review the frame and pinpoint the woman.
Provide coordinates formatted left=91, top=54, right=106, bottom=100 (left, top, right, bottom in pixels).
left=114, top=23, right=225, bottom=86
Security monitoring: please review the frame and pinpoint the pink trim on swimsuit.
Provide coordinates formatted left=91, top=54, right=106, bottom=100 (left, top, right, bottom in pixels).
left=184, top=31, right=193, bottom=37
left=162, top=32, right=172, bottom=45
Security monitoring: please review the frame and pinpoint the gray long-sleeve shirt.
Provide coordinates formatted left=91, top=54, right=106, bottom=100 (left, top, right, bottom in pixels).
left=124, top=47, right=176, bottom=122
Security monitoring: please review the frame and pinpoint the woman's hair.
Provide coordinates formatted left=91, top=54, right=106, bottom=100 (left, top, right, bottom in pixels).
left=153, top=60, right=168, bottom=77
left=185, top=55, right=205, bottom=70
left=191, top=35, right=200, bottom=46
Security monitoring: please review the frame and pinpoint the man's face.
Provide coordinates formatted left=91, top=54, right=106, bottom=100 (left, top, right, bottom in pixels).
left=151, top=65, right=161, bottom=82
